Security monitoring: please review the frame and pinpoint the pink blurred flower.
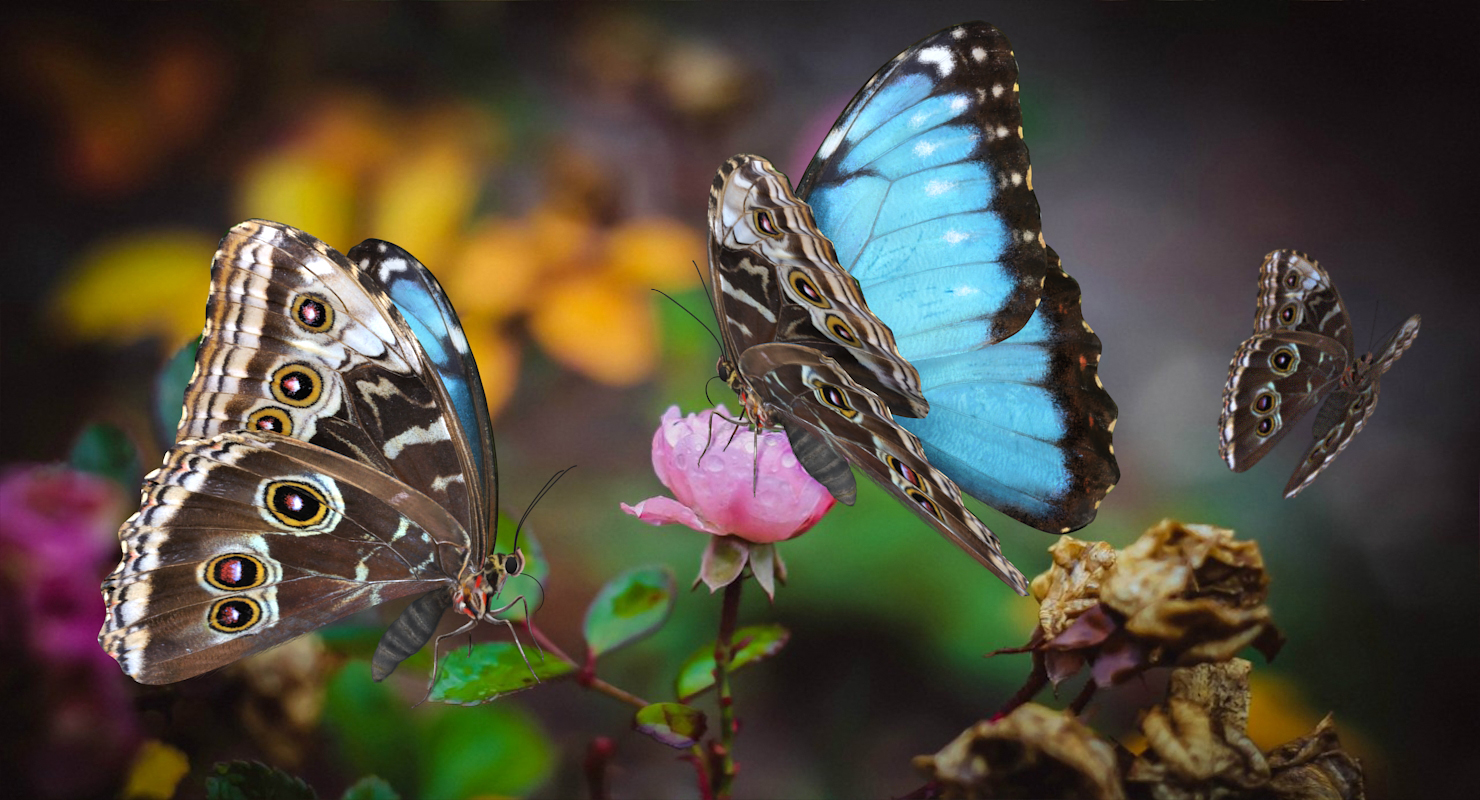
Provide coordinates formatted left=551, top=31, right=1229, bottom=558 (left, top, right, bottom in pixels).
left=622, top=406, right=836, bottom=598
left=0, top=464, right=140, bottom=798
left=623, top=405, right=835, bottom=543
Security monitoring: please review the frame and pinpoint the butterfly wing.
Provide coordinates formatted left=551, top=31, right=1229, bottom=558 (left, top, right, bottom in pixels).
left=797, top=23, right=1118, bottom=532
left=1254, top=250, right=1354, bottom=352
left=101, top=432, right=468, bottom=684
left=178, top=220, right=481, bottom=536
left=347, top=238, right=498, bottom=553
left=896, top=251, right=1119, bottom=533
left=797, top=21, right=1047, bottom=349
left=1218, top=330, right=1350, bottom=473
left=1281, top=314, right=1419, bottom=498
left=709, top=155, right=928, bottom=417
left=738, top=342, right=1027, bottom=594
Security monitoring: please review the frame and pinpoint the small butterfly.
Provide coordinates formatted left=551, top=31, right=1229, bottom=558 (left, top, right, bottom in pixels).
left=100, top=220, right=534, bottom=685
left=1219, top=249, right=1420, bottom=497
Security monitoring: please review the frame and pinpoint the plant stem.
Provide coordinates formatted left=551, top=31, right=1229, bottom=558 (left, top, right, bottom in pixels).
left=526, top=621, right=650, bottom=708
left=1067, top=677, right=1098, bottom=716
left=584, top=737, right=615, bottom=800
left=711, top=577, right=743, bottom=799
left=993, top=649, right=1048, bottom=720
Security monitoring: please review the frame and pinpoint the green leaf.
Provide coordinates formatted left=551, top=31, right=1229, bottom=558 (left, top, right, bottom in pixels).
left=583, top=565, right=675, bottom=657
left=417, top=704, right=555, bottom=798
left=633, top=702, right=708, bottom=749
left=68, top=423, right=140, bottom=490
left=154, top=336, right=200, bottom=444
left=698, top=535, right=748, bottom=592
left=339, top=776, right=399, bottom=800
left=491, top=514, right=549, bottom=622
left=674, top=623, right=791, bottom=702
left=428, top=641, right=576, bottom=705
left=205, top=761, right=316, bottom=800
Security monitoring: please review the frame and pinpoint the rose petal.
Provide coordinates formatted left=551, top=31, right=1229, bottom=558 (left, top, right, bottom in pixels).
left=620, top=497, right=721, bottom=535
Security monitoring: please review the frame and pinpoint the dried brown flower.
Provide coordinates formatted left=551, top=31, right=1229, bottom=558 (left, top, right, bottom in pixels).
left=914, top=703, right=1125, bottom=800
left=1010, top=520, right=1285, bottom=687
left=1125, top=660, right=1365, bottom=800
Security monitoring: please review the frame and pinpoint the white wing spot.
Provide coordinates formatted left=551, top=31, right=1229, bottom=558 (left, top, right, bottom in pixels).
left=918, top=46, right=955, bottom=78
left=996, top=125, right=1011, bottom=139
left=972, top=47, right=987, bottom=62
left=944, top=230, right=969, bottom=244
left=909, top=110, right=931, bottom=128
left=817, top=127, right=845, bottom=160
left=950, top=285, right=980, bottom=297
left=949, top=95, right=970, bottom=112
left=1011, top=172, right=1023, bottom=186
left=951, top=27, right=967, bottom=40
left=913, top=140, right=939, bottom=157
left=992, top=83, right=1005, bottom=98
left=924, top=179, right=956, bottom=196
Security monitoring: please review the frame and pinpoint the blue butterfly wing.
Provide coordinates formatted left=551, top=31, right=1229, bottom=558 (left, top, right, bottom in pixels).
left=348, top=240, right=498, bottom=529
left=798, top=22, right=1118, bottom=532
left=897, top=249, right=1117, bottom=531
left=797, top=21, right=1046, bottom=349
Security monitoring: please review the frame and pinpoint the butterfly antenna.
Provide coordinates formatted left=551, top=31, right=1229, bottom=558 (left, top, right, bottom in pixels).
left=704, top=374, right=725, bottom=408
left=651, top=288, right=724, bottom=354
left=512, top=466, right=575, bottom=554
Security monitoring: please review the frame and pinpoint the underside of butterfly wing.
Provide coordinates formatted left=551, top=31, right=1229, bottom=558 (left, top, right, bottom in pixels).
left=1218, top=331, right=1349, bottom=473
left=1281, top=314, right=1418, bottom=497
left=1254, top=250, right=1354, bottom=352
left=179, top=220, right=482, bottom=537
left=101, top=431, right=469, bottom=684
left=739, top=342, right=1028, bottom=595
left=349, top=237, right=499, bottom=557
left=709, top=155, right=929, bottom=417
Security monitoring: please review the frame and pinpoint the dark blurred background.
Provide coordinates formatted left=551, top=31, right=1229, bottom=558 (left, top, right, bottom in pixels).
left=1, top=3, right=1476, bottom=798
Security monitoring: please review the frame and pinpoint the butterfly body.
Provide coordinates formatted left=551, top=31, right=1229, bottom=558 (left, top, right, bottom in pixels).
left=1218, top=250, right=1420, bottom=497
left=101, top=220, right=523, bottom=684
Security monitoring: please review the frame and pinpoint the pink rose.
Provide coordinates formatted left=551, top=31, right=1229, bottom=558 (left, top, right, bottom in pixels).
left=622, top=405, right=835, bottom=543
left=622, top=406, right=837, bottom=598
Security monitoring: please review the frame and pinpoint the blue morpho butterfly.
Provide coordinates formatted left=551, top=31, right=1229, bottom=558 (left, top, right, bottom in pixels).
left=708, top=22, right=1119, bottom=593
left=101, top=220, right=539, bottom=685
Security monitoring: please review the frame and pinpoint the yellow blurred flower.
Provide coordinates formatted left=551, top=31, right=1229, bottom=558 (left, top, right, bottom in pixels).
left=51, top=230, right=217, bottom=345
left=121, top=739, right=189, bottom=800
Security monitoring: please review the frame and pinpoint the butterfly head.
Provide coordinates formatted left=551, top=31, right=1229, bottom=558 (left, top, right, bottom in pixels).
left=452, top=550, right=525, bottom=620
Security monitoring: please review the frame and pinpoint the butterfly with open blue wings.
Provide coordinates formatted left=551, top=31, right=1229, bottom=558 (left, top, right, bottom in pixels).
left=709, top=22, right=1119, bottom=593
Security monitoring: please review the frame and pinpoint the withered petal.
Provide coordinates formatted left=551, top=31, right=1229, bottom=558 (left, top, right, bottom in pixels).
left=915, top=704, right=1126, bottom=800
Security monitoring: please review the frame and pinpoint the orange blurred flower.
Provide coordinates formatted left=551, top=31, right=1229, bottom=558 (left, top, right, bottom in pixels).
left=12, top=29, right=230, bottom=196
left=50, top=87, right=703, bottom=418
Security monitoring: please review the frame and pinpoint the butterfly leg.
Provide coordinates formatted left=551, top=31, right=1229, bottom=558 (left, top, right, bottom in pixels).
left=416, top=615, right=480, bottom=706
left=484, top=596, right=540, bottom=683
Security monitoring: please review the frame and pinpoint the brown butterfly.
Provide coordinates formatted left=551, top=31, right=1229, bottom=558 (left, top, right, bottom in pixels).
left=1219, top=250, right=1420, bottom=497
left=100, top=220, right=532, bottom=684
